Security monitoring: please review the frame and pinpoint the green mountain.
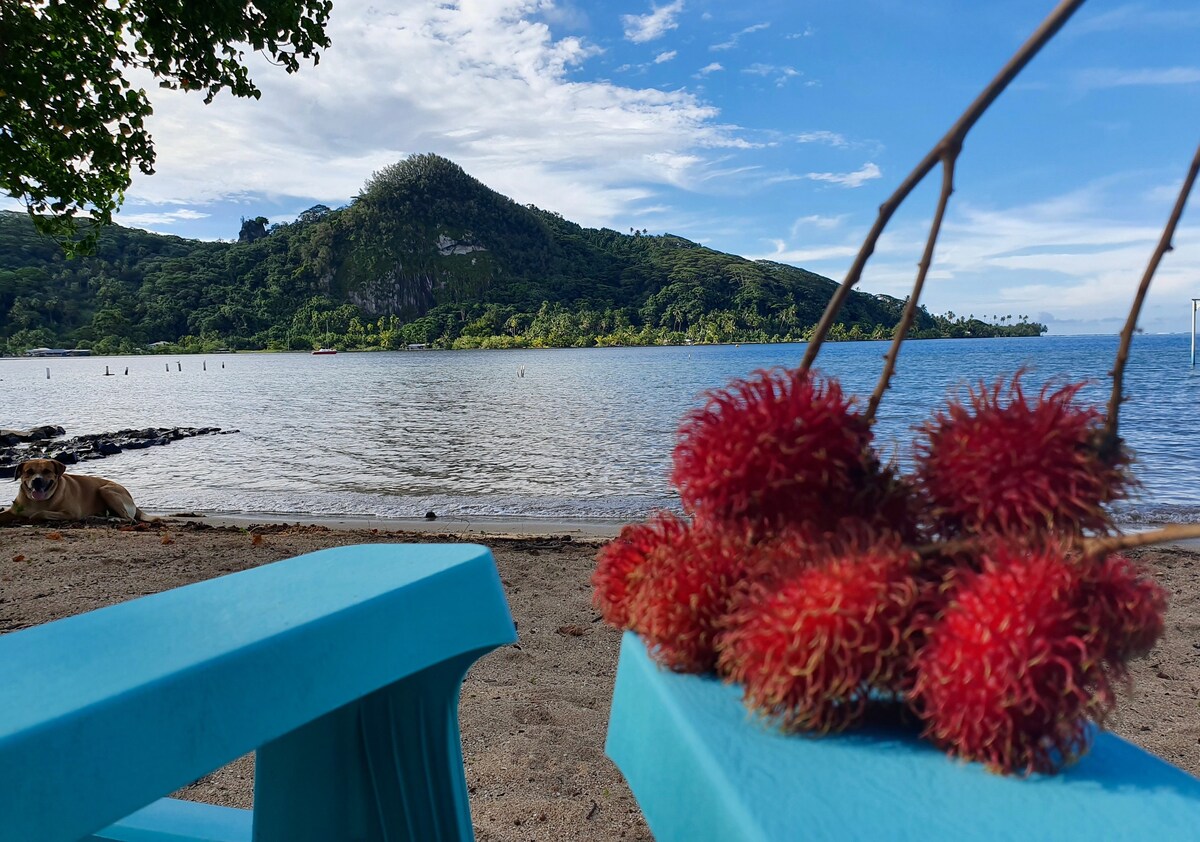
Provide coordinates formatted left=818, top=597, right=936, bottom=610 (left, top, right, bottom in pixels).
left=0, top=153, right=1044, bottom=355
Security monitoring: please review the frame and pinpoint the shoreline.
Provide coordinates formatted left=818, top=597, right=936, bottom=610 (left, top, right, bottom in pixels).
left=167, top=511, right=626, bottom=539
left=154, top=510, right=1200, bottom=549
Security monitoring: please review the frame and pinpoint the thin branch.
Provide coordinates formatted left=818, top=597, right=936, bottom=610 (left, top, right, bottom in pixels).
left=800, top=0, right=1087, bottom=372
left=1083, top=523, right=1200, bottom=557
left=866, top=154, right=957, bottom=423
left=1103, top=141, right=1200, bottom=450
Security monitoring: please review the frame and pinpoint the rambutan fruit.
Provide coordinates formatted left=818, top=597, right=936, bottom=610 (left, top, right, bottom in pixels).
left=1082, top=553, right=1168, bottom=664
left=592, top=511, right=691, bottom=629
left=911, top=543, right=1114, bottom=775
left=672, top=367, right=886, bottom=529
left=717, top=538, right=923, bottom=733
left=624, top=518, right=752, bottom=673
left=914, top=373, right=1133, bottom=539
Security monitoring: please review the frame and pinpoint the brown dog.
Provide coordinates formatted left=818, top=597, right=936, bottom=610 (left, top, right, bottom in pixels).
left=0, top=459, right=157, bottom=524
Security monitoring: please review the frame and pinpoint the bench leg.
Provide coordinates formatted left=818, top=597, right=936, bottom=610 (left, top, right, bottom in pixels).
left=252, top=653, right=483, bottom=842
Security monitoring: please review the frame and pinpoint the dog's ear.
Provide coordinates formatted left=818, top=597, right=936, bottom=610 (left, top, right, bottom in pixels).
left=51, top=459, right=67, bottom=477
left=10, top=462, right=22, bottom=481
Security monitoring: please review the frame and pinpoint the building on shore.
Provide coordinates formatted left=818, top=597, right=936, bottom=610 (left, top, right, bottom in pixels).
left=23, top=348, right=92, bottom=357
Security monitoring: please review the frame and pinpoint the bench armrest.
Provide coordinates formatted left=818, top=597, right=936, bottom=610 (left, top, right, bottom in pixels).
left=0, top=543, right=516, bottom=842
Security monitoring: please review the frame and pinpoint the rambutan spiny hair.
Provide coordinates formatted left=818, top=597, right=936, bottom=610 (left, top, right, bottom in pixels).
left=911, top=543, right=1115, bottom=775
left=672, top=367, right=890, bottom=529
left=717, top=535, right=923, bottom=733
left=592, top=511, right=692, bottom=630
left=1081, top=553, right=1168, bottom=664
left=914, top=372, right=1133, bottom=539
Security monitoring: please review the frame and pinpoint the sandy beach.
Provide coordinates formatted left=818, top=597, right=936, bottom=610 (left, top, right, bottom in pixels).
left=1, top=518, right=1197, bottom=840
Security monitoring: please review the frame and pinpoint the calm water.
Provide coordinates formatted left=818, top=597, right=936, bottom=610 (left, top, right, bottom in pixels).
left=3, top=335, right=1199, bottom=525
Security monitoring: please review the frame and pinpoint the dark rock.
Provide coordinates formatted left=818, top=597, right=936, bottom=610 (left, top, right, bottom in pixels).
left=425, top=511, right=438, bottom=520
left=1, top=426, right=227, bottom=467
left=0, top=425, right=65, bottom=446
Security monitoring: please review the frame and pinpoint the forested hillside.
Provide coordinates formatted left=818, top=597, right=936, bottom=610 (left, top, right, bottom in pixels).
left=0, top=154, right=1045, bottom=354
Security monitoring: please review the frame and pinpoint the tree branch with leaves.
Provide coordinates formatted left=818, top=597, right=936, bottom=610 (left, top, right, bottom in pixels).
left=0, top=0, right=333, bottom=252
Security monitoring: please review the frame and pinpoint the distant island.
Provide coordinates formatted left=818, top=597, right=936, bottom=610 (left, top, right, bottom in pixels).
left=0, top=154, right=1045, bottom=355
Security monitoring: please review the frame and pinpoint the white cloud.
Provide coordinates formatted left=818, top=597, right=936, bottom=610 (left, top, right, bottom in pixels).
left=695, top=62, right=723, bottom=76
left=115, top=208, right=211, bottom=229
left=743, top=63, right=801, bottom=87
left=654, top=50, right=677, bottom=64
left=790, top=214, right=847, bottom=234
left=1072, top=4, right=1200, bottom=35
left=796, top=130, right=848, bottom=147
left=1076, top=66, right=1200, bottom=89
left=622, top=0, right=685, bottom=44
left=125, top=0, right=746, bottom=231
left=805, top=162, right=882, bottom=188
left=749, top=183, right=1200, bottom=334
left=710, top=22, right=770, bottom=51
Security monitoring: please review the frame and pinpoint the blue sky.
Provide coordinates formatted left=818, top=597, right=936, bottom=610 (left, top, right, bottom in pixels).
left=15, top=1, right=1200, bottom=333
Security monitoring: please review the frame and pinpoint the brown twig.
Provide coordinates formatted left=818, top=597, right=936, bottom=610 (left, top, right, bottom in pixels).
left=1103, top=141, right=1200, bottom=451
left=800, top=0, right=1087, bottom=373
left=865, top=154, right=957, bottom=423
left=1082, top=523, right=1200, bottom=557
left=915, top=523, right=1200, bottom=561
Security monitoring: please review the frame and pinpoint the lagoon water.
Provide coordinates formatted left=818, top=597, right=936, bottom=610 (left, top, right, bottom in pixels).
left=3, top=334, right=1200, bottom=526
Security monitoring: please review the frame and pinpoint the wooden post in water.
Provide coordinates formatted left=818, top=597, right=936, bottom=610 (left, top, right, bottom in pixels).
left=203, top=360, right=207, bottom=371
left=45, top=368, right=49, bottom=380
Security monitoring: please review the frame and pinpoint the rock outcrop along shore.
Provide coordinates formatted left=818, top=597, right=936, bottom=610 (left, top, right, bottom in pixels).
left=0, top=426, right=235, bottom=477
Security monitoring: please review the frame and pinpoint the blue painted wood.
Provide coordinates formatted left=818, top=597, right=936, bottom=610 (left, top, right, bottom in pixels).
left=0, top=543, right=516, bottom=842
left=89, top=798, right=250, bottom=841
left=607, top=632, right=1200, bottom=842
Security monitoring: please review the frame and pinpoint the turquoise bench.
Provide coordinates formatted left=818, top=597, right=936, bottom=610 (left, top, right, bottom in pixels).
left=0, top=543, right=516, bottom=842
left=607, top=632, right=1200, bottom=842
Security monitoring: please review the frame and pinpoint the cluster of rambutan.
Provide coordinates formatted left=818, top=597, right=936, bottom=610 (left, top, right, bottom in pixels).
left=593, top=367, right=1168, bottom=775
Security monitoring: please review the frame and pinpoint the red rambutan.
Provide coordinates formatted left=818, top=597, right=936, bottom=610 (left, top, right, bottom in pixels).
left=1081, top=553, right=1168, bottom=664
left=624, top=518, right=752, bottom=673
left=592, top=511, right=691, bottom=629
left=672, top=367, right=889, bottom=529
left=911, top=543, right=1114, bottom=775
left=717, top=537, right=923, bottom=733
left=914, top=373, right=1132, bottom=539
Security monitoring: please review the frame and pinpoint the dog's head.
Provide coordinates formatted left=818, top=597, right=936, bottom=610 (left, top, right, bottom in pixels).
left=16, top=458, right=67, bottom=502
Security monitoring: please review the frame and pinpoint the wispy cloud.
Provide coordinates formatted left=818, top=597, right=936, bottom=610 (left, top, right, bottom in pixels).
left=654, top=50, right=677, bottom=64
left=1075, top=66, right=1200, bottom=89
left=751, top=183, right=1200, bottom=333
left=695, top=62, right=723, bottom=77
left=790, top=214, right=847, bottom=234
left=710, top=22, right=770, bottom=51
left=1072, top=4, right=1200, bottom=35
left=796, top=130, right=848, bottom=148
left=805, top=163, right=882, bottom=188
left=124, top=0, right=748, bottom=231
left=622, top=0, right=685, bottom=44
left=743, top=63, right=801, bottom=87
